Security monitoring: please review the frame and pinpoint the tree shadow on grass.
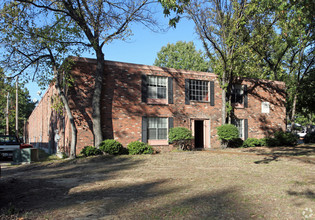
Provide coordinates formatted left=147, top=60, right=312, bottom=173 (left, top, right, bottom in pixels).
left=0, top=156, right=257, bottom=219
left=3, top=155, right=133, bottom=176
left=135, top=187, right=256, bottom=220
left=245, top=145, right=315, bottom=164
left=0, top=177, right=178, bottom=219
left=254, top=155, right=280, bottom=164
left=287, top=189, right=315, bottom=202
left=45, top=185, right=256, bottom=220
left=0, top=156, right=145, bottom=214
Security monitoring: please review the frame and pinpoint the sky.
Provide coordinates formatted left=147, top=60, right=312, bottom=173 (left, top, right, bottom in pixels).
left=27, top=17, right=203, bottom=101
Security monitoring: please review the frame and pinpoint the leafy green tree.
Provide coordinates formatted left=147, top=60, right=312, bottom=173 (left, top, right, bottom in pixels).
left=247, top=0, right=314, bottom=129
left=162, top=0, right=253, bottom=124
left=0, top=3, right=86, bottom=158
left=0, top=72, right=35, bottom=136
left=154, top=41, right=210, bottom=72
left=248, top=0, right=314, bottom=78
left=11, top=0, right=161, bottom=147
left=160, top=0, right=314, bottom=128
left=296, top=69, right=315, bottom=124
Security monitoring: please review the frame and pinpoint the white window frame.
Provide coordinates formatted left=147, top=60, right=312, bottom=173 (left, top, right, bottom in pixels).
left=148, top=117, right=168, bottom=140
left=147, top=76, right=168, bottom=100
left=189, top=80, right=210, bottom=102
left=232, top=119, right=245, bottom=139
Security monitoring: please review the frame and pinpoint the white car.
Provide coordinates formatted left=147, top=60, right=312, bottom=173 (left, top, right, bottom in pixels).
left=297, top=132, right=307, bottom=138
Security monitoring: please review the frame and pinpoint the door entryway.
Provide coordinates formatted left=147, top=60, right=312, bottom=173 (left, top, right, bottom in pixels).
left=191, top=119, right=210, bottom=149
left=195, top=120, right=204, bottom=148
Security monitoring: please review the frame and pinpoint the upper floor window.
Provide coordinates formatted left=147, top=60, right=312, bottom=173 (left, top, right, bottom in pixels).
left=141, top=75, right=173, bottom=104
left=231, top=85, right=243, bottom=104
left=189, top=80, right=209, bottom=102
left=185, top=79, right=215, bottom=106
left=231, top=84, right=248, bottom=108
left=148, top=76, right=167, bottom=99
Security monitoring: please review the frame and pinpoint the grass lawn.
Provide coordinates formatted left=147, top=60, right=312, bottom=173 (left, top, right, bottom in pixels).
left=0, top=145, right=314, bottom=219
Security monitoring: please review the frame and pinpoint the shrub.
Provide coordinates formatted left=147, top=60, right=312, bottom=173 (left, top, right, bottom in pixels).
left=217, top=124, right=239, bottom=141
left=217, top=124, right=239, bottom=148
left=80, top=146, right=102, bottom=157
left=169, top=127, right=193, bottom=142
left=99, top=139, right=125, bottom=155
left=259, top=137, right=280, bottom=147
left=259, top=131, right=298, bottom=147
left=270, top=137, right=281, bottom=147
left=259, top=138, right=268, bottom=146
left=127, top=141, right=153, bottom=155
left=169, top=127, right=194, bottom=150
left=304, top=132, right=315, bottom=144
left=228, top=138, right=243, bottom=148
left=274, top=131, right=298, bottom=146
left=242, top=138, right=261, bottom=148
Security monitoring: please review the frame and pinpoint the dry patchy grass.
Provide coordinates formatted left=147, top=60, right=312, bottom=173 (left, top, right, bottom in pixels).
left=0, top=149, right=314, bottom=219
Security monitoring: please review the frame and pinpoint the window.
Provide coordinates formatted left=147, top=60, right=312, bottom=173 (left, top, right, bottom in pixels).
left=189, top=80, right=209, bottom=102
left=231, top=84, right=248, bottom=107
left=142, top=117, right=173, bottom=145
left=185, top=79, right=214, bottom=105
left=148, top=117, right=168, bottom=140
left=142, top=75, right=173, bottom=104
left=232, top=118, right=248, bottom=140
left=148, top=76, right=167, bottom=99
left=261, top=102, right=270, bottom=113
left=231, top=85, right=243, bottom=104
left=232, top=119, right=244, bottom=139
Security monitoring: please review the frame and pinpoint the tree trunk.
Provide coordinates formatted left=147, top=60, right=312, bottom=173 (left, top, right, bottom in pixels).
left=290, top=92, right=298, bottom=133
left=222, top=88, right=227, bottom=124
left=221, top=75, right=228, bottom=149
left=54, top=67, right=77, bottom=159
left=221, top=74, right=227, bottom=125
left=92, top=49, right=105, bottom=147
left=6, top=92, right=9, bottom=135
left=227, top=97, right=232, bottom=124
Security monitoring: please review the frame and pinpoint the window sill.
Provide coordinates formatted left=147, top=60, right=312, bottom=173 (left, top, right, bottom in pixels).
left=232, top=103, right=244, bottom=108
left=147, top=98, right=168, bottom=105
left=148, top=140, right=169, bottom=146
left=190, top=100, right=210, bottom=103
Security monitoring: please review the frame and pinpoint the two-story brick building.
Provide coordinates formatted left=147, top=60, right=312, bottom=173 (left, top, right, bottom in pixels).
left=27, top=57, right=286, bottom=155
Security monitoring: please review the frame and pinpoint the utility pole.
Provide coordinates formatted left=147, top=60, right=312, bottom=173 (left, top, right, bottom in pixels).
left=6, top=92, right=9, bottom=135
left=16, top=76, right=19, bottom=138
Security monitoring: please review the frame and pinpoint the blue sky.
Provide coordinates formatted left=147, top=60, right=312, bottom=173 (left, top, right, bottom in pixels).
left=28, top=17, right=203, bottom=101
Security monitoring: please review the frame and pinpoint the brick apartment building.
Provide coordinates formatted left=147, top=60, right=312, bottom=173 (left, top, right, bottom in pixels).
left=26, top=57, right=286, bottom=155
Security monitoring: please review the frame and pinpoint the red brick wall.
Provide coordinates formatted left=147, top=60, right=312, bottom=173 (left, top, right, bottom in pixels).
left=68, top=58, right=285, bottom=153
left=68, top=62, right=95, bottom=149
left=101, top=61, right=222, bottom=150
left=233, top=78, right=286, bottom=138
left=27, top=57, right=286, bottom=155
left=27, top=84, right=70, bottom=154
